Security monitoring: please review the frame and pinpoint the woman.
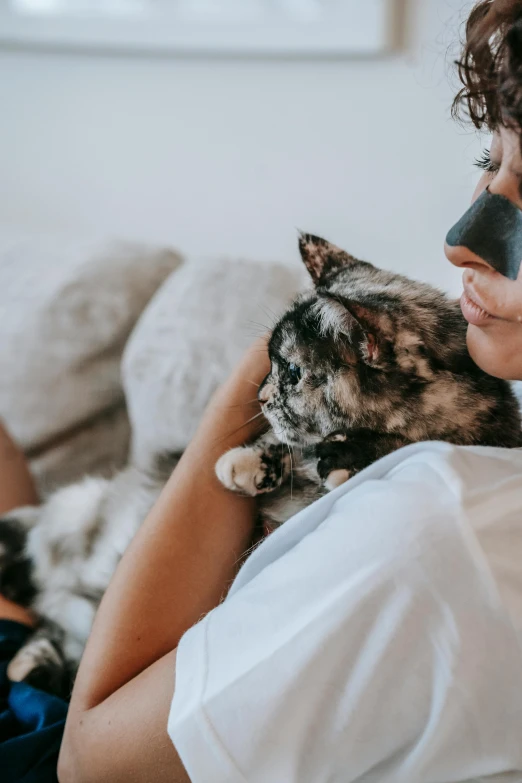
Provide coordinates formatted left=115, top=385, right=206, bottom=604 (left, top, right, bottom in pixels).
left=6, top=1, right=522, bottom=780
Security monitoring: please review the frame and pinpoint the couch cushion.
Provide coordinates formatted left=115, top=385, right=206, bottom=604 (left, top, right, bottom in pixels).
left=0, top=230, right=182, bottom=492
left=123, top=257, right=305, bottom=470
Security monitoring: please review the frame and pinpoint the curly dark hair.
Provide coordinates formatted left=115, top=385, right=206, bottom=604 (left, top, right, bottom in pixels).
left=453, top=0, right=522, bottom=132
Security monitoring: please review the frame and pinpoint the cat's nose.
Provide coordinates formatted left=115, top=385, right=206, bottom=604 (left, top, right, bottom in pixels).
left=258, top=383, right=275, bottom=404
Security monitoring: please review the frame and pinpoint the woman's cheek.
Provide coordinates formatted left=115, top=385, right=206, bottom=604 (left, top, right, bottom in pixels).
left=467, top=321, right=522, bottom=380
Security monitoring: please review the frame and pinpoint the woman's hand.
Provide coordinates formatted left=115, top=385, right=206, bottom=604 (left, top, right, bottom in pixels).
left=186, top=335, right=271, bottom=460
left=227, top=335, right=271, bottom=389
left=0, top=595, right=35, bottom=626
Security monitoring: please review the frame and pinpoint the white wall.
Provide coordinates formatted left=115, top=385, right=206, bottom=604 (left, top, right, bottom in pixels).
left=0, top=0, right=482, bottom=294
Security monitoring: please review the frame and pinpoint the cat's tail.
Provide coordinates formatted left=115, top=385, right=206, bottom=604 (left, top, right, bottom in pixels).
left=0, top=507, right=39, bottom=606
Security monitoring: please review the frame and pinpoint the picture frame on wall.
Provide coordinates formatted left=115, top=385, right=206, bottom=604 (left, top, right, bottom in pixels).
left=0, top=0, right=397, bottom=57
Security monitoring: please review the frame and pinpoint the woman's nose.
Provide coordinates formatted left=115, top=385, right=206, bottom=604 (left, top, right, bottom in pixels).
left=444, top=241, right=492, bottom=272
left=445, top=180, right=522, bottom=280
left=444, top=182, right=511, bottom=274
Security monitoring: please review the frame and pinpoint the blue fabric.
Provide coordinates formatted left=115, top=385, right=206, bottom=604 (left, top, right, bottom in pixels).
left=0, top=620, right=67, bottom=783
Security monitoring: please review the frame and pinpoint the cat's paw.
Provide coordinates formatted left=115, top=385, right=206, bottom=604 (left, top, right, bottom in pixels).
left=316, top=432, right=356, bottom=491
left=317, top=429, right=407, bottom=490
left=216, top=447, right=290, bottom=497
left=7, top=638, right=69, bottom=698
left=324, top=469, right=351, bottom=491
left=7, top=638, right=60, bottom=683
left=216, top=448, right=269, bottom=496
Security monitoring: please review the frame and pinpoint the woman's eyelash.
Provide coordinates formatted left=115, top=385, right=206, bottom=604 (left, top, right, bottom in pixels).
left=474, top=149, right=500, bottom=174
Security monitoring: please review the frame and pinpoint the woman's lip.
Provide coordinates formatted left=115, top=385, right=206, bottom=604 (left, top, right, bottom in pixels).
left=460, top=291, right=496, bottom=326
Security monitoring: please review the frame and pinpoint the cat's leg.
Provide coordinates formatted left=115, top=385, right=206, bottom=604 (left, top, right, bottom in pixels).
left=0, top=507, right=40, bottom=606
left=316, top=430, right=411, bottom=490
left=7, top=618, right=73, bottom=699
left=216, top=432, right=292, bottom=497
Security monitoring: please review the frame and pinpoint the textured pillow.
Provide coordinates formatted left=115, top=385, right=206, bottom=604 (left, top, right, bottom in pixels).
left=123, top=257, right=306, bottom=470
left=0, top=230, right=182, bottom=492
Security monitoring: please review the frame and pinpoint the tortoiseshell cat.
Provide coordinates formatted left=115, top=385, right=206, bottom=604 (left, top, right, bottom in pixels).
left=0, top=234, right=520, bottom=697
left=217, top=234, right=522, bottom=526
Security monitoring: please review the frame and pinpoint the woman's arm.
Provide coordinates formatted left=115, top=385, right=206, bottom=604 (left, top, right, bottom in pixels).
left=0, top=420, right=38, bottom=515
left=59, top=340, right=270, bottom=783
left=0, top=421, right=38, bottom=626
left=0, top=594, right=35, bottom=625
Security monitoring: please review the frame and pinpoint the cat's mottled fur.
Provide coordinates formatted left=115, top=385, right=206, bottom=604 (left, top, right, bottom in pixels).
left=1, top=234, right=520, bottom=697
left=0, top=462, right=177, bottom=697
left=217, top=234, right=522, bottom=527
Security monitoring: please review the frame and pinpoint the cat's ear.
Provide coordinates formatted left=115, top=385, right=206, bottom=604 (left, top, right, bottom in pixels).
left=346, top=302, right=389, bottom=367
left=298, top=233, right=358, bottom=287
left=315, top=294, right=389, bottom=368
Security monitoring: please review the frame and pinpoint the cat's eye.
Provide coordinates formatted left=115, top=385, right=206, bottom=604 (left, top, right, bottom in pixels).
left=288, top=363, right=301, bottom=385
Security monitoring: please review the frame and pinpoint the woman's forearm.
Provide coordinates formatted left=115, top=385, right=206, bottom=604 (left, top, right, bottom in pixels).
left=0, top=421, right=38, bottom=515
left=68, top=341, right=269, bottom=713
left=60, top=342, right=270, bottom=782
left=0, top=421, right=38, bottom=626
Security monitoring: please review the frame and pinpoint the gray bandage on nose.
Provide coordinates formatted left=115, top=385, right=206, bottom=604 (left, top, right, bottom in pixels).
left=446, top=188, right=522, bottom=280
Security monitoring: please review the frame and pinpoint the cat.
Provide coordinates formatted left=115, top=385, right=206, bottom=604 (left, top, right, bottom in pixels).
left=0, top=233, right=520, bottom=698
left=0, top=462, right=176, bottom=697
left=216, top=233, right=522, bottom=528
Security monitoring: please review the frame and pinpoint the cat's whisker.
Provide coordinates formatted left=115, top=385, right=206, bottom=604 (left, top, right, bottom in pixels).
left=245, top=324, right=269, bottom=332
left=225, top=399, right=260, bottom=409
left=281, top=430, right=295, bottom=501
left=217, top=412, right=266, bottom=444
left=245, top=327, right=271, bottom=339
left=235, top=537, right=262, bottom=568
left=288, top=452, right=293, bottom=500
left=244, top=412, right=265, bottom=425
left=257, top=304, right=279, bottom=328
left=246, top=319, right=272, bottom=332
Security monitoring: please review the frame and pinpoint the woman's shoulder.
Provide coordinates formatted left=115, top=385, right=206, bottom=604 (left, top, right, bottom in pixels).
left=383, top=440, right=522, bottom=499
left=172, top=441, right=522, bottom=783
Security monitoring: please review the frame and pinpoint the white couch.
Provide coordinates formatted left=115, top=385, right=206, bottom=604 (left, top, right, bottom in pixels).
left=0, top=228, right=303, bottom=493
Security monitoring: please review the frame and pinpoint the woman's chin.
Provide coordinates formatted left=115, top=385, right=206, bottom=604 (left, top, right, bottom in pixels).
left=467, top=322, right=522, bottom=381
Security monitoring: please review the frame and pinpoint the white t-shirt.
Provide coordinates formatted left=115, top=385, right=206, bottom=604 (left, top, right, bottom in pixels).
left=168, top=443, right=522, bottom=783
